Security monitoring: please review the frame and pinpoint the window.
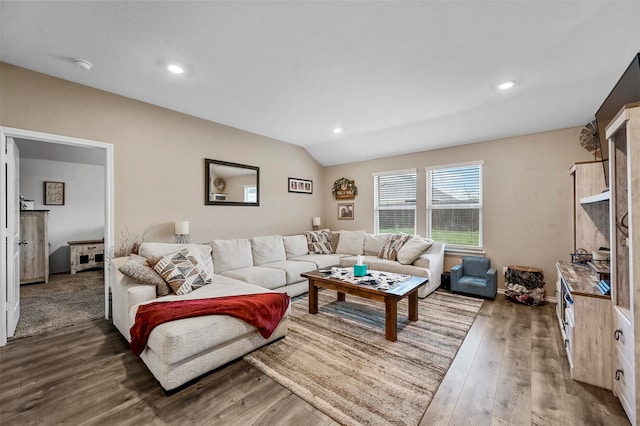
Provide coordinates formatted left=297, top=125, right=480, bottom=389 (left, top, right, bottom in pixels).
left=426, top=161, right=483, bottom=250
left=373, top=169, right=416, bottom=234
left=244, top=186, right=257, bottom=203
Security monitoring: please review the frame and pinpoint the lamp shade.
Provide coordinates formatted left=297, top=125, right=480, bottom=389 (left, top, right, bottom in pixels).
left=312, top=217, right=321, bottom=227
left=174, top=221, right=189, bottom=235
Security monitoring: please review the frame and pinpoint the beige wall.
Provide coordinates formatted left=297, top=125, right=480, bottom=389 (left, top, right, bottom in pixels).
left=2, top=62, right=598, bottom=296
left=0, top=63, right=325, bottom=242
left=322, top=128, right=595, bottom=295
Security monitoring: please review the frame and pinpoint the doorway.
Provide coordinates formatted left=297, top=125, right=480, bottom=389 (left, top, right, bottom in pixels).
left=0, top=127, right=114, bottom=347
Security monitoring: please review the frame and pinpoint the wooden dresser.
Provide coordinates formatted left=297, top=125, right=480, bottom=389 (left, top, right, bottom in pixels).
left=68, top=239, right=105, bottom=274
left=20, top=210, right=49, bottom=284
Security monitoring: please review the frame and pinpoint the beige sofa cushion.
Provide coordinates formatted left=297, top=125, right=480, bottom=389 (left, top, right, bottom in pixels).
left=262, top=260, right=317, bottom=284
left=139, top=242, right=214, bottom=278
left=211, top=238, right=253, bottom=273
left=335, top=230, right=366, bottom=255
left=251, top=235, right=287, bottom=265
left=220, top=266, right=286, bottom=290
left=368, top=258, right=430, bottom=278
left=397, top=237, right=433, bottom=265
left=132, top=278, right=289, bottom=365
left=283, top=235, right=309, bottom=258
left=364, top=233, right=391, bottom=255
left=291, top=254, right=347, bottom=269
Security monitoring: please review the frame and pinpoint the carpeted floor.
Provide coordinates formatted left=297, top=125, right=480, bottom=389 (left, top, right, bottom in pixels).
left=244, top=289, right=483, bottom=426
left=11, top=270, right=105, bottom=340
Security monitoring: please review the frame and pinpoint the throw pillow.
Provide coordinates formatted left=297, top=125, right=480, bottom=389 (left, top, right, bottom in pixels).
left=118, top=254, right=171, bottom=297
left=330, top=231, right=340, bottom=254
left=397, top=237, right=433, bottom=265
left=139, top=242, right=214, bottom=280
left=378, top=233, right=412, bottom=261
left=364, top=233, right=391, bottom=255
left=335, top=229, right=366, bottom=255
left=305, top=230, right=333, bottom=255
left=151, top=248, right=209, bottom=295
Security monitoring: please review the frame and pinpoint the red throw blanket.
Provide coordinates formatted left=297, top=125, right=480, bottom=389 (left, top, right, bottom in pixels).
left=129, top=293, right=290, bottom=356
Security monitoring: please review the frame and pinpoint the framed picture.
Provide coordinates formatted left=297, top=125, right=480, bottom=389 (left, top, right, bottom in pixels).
left=288, top=177, right=313, bottom=194
left=337, top=202, right=354, bottom=220
left=44, top=181, right=65, bottom=205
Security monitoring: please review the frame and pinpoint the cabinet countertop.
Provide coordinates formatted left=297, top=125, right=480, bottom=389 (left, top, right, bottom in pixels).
left=556, top=260, right=609, bottom=299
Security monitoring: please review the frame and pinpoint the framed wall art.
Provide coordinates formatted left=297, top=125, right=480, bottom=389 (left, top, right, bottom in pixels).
left=44, top=181, right=65, bottom=205
left=337, top=202, right=354, bottom=220
left=288, top=177, right=313, bottom=194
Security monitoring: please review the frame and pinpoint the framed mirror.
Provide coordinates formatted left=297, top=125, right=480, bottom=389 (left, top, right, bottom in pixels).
left=205, top=158, right=259, bottom=206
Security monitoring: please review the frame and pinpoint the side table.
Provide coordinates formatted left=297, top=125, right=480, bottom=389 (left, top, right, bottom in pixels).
left=68, top=239, right=105, bottom=274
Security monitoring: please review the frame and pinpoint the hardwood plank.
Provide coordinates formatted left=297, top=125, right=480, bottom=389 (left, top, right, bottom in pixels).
left=491, top=375, right=531, bottom=426
left=420, top=304, right=491, bottom=425
left=0, top=296, right=631, bottom=426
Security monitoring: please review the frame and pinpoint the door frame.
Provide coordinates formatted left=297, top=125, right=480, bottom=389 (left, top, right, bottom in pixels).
left=0, top=127, right=114, bottom=347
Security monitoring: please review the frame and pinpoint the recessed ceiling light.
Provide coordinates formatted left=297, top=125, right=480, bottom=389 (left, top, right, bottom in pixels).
left=167, top=64, right=184, bottom=74
left=498, top=80, right=516, bottom=90
left=333, top=127, right=343, bottom=134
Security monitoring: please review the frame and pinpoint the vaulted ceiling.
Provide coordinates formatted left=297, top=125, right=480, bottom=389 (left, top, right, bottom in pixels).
left=1, top=1, right=638, bottom=165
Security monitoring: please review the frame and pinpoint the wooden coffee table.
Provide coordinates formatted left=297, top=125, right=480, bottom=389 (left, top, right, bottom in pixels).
left=301, top=270, right=427, bottom=341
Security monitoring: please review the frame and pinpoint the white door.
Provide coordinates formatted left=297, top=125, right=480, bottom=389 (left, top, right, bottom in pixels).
left=6, top=137, right=20, bottom=337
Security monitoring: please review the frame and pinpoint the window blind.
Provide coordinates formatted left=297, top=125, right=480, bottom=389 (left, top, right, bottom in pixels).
left=426, top=163, right=483, bottom=249
left=374, top=170, right=416, bottom=234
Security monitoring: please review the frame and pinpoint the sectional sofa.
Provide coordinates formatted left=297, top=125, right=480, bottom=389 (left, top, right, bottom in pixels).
left=111, top=231, right=444, bottom=390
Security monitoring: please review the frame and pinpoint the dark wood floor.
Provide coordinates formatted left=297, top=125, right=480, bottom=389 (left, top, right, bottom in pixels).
left=0, top=295, right=630, bottom=425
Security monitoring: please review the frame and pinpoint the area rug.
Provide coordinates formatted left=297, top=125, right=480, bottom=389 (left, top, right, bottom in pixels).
left=244, top=290, right=483, bottom=426
left=11, top=270, right=104, bottom=340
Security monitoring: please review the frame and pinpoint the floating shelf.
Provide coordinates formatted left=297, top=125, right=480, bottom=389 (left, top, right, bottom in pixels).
left=580, top=190, right=610, bottom=204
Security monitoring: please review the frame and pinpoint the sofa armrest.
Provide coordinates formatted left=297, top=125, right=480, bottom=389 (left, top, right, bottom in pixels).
left=450, top=264, right=463, bottom=283
left=413, top=241, right=444, bottom=288
left=111, top=257, right=157, bottom=342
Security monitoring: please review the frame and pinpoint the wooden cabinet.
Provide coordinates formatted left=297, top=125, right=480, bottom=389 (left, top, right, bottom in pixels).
left=68, top=239, right=104, bottom=274
left=553, top=161, right=612, bottom=390
left=20, top=210, right=49, bottom=284
left=556, top=261, right=612, bottom=389
left=607, top=103, right=640, bottom=425
left=570, top=161, right=609, bottom=253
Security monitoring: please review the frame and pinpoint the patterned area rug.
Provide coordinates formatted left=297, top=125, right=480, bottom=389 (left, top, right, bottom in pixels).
left=245, top=290, right=483, bottom=426
left=11, top=270, right=104, bottom=340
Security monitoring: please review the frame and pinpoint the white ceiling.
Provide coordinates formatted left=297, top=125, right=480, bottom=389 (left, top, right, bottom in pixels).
left=1, top=1, right=639, bottom=166
left=15, top=138, right=106, bottom=166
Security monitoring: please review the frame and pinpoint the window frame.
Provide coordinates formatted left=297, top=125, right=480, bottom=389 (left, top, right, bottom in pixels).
left=425, top=161, right=484, bottom=252
left=243, top=185, right=257, bottom=203
left=373, top=168, right=417, bottom=235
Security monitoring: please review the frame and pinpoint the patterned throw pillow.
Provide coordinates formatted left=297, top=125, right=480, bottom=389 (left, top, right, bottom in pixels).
left=378, top=233, right=412, bottom=261
left=151, top=248, right=209, bottom=295
left=305, top=230, right=333, bottom=254
left=119, top=254, right=171, bottom=297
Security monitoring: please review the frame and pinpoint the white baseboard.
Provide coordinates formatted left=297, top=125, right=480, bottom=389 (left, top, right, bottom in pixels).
left=498, top=288, right=556, bottom=304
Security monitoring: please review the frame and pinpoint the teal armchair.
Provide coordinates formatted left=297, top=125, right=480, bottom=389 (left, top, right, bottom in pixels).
left=450, top=256, right=497, bottom=299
